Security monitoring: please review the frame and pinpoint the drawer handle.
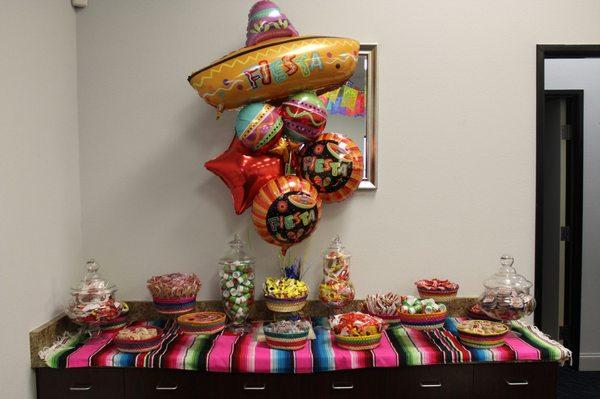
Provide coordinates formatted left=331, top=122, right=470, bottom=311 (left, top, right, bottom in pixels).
left=156, top=385, right=179, bottom=391
left=332, top=383, right=354, bottom=390
left=419, top=382, right=442, bottom=388
left=69, top=385, right=92, bottom=391
left=243, top=383, right=266, bottom=391
left=506, top=379, right=529, bottom=386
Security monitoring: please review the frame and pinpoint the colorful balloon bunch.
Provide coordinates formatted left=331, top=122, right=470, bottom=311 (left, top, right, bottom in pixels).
left=189, top=1, right=363, bottom=254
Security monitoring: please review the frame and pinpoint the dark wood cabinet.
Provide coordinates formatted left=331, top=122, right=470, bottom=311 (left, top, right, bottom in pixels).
left=36, top=362, right=558, bottom=399
left=36, top=368, right=124, bottom=399
left=125, top=369, right=207, bottom=399
left=388, top=364, right=473, bottom=399
left=473, top=362, right=557, bottom=398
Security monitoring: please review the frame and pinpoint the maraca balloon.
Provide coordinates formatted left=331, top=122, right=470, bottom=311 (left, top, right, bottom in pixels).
left=282, top=91, right=327, bottom=143
left=252, top=175, right=322, bottom=254
left=299, top=133, right=363, bottom=202
left=235, top=103, right=283, bottom=153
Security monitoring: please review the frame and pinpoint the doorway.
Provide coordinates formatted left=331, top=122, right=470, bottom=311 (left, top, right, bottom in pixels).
left=536, top=45, right=600, bottom=370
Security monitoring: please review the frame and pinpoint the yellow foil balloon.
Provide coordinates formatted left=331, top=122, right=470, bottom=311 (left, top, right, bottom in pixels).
left=188, top=36, right=359, bottom=112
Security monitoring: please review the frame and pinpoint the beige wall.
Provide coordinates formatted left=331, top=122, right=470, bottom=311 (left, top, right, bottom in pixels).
left=0, top=1, right=81, bottom=397
left=76, top=0, right=600, bottom=302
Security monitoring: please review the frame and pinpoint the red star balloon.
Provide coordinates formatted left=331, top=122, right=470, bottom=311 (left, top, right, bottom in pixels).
left=205, top=136, right=283, bottom=215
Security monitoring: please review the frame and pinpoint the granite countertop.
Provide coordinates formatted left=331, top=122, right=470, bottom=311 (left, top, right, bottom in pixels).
left=30, top=297, right=478, bottom=368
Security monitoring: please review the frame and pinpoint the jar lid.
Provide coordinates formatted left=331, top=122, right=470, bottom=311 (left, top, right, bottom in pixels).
left=325, top=235, right=350, bottom=257
left=71, top=259, right=117, bottom=296
left=483, top=255, right=532, bottom=290
left=219, top=234, right=254, bottom=264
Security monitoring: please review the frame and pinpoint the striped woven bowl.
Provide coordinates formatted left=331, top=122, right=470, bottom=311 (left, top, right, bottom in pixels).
left=152, top=296, right=196, bottom=315
left=398, top=310, right=447, bottom=330
left=457, top=320, right=509, bottom=349
left=114, top=327, right=164, bottom=353
left=265, top=295, right=308, bottom=313
left=264, top=329, right=309, bottom=351
left=177, top=312, right=226, bottom=335
left=335, top=333, right=382, bottom=351
left=99, top=302, right=129, bottom=331
left=416, top=287, right=459, bottom=302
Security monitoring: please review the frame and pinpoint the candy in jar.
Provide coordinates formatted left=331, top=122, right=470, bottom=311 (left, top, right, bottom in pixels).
left=65, top=259, right=122, bottom=329
left=477, top=255, right=536, bottom=322
left=319, top=236, right=355, bottom=311
left=218, top=234, right=255, bottom=334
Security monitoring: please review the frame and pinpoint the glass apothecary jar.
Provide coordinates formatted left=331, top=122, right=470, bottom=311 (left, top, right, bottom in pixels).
left=219, top=234, right=255, bottom=334
left=318, top=236, right=355, bottom=314
left=65, top=259, right=122, bottom=329
left=478, top=255, right=536, bottom=322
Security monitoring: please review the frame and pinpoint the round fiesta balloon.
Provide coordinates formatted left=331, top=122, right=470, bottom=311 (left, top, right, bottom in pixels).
left=299, top=133, right=364, bottom=202
left=235, top=103, right=283, bottom=152
left=252, top=175, right=322, bottom=253
left=281, top=91, right=327, bottom=143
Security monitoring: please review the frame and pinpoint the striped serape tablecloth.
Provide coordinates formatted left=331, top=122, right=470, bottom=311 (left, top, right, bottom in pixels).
left=43, top=317, right=570, bottom=372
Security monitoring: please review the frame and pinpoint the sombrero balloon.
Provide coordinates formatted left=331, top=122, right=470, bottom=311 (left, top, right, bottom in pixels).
left=252, top=175, right=322, bottom=254
left=188, top=2, right=359, bottom=114
left=299, top=133, right=363, bottom=202
left=245, top=0, right=298, bottom=46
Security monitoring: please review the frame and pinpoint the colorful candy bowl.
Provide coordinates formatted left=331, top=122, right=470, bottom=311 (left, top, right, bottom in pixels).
left=152, top=295, right=196, bottom=315
left=98, top=302, right=129, bottom=331
left=335, top=333, right=382, bottom=351
left=177, top=311, right=226, bottom=335
left=113, top=326, right=164, bottom=353
left=457, top=320, right=509, bottom=349
left=265, top=295, right=308, bottom=313
left=415, top=279, right=459, bottom=302
left=264, top=326, right=309, bottom=351
left=398, top=309, right=447, bottom=331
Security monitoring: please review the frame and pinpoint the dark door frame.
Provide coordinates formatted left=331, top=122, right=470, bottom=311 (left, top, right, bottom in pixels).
left=535, top=44, right=598, bottom=368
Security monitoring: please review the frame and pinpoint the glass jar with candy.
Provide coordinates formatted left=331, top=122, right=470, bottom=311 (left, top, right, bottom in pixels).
left=477, top=255, right=536, bottom=323
left=218, top=234, right=255, bottom=334
left=65, top=259, right=123, bottom=334
left=318, top=236, right=355, bottom=319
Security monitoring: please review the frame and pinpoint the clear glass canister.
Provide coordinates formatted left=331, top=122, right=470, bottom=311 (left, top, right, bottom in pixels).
left=219, top=234, right=255, bottom=334
left=319, top=236, right=355, bottom=313
left=65, top=259, right=122, bottom=328
left=478, top=255, right=536, bottom=322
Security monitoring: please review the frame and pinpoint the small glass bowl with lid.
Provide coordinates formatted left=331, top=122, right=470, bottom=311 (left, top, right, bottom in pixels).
left=65, top=259, right=123, bottom=329
left=477, top=255, right=536, bottom=322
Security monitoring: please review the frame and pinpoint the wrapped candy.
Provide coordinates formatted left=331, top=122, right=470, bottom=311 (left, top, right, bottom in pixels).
left=263, top=319, right=311, bottom=334
left=399, top=296, right=447, bottom=315
left=364, top=293, right=403, bottom=317
left=147, top=273, right=202, bottom=299
left=319, top=236, right=355, bottom=311
left=219, top=235, right=255, bottom=333
left=65, top=259, right=122, bottom=328
left=477, top=255, right=536, bottom=322
left=330, top=312, right=386, bottom=337
left=263, top=277, right=308, bottom=299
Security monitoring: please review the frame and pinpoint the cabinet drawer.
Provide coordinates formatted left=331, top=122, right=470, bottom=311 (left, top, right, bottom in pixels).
left=388, top=365, right=473, bottom=399
left=301, top=369, right=387, bottom=399
left=210, top=373, right=286, bottom=399
left=473, top=362, right=557, bottom=398
left=36, top=368, right=124, bottom=399
left=125, top=368, right=210, bottom=399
